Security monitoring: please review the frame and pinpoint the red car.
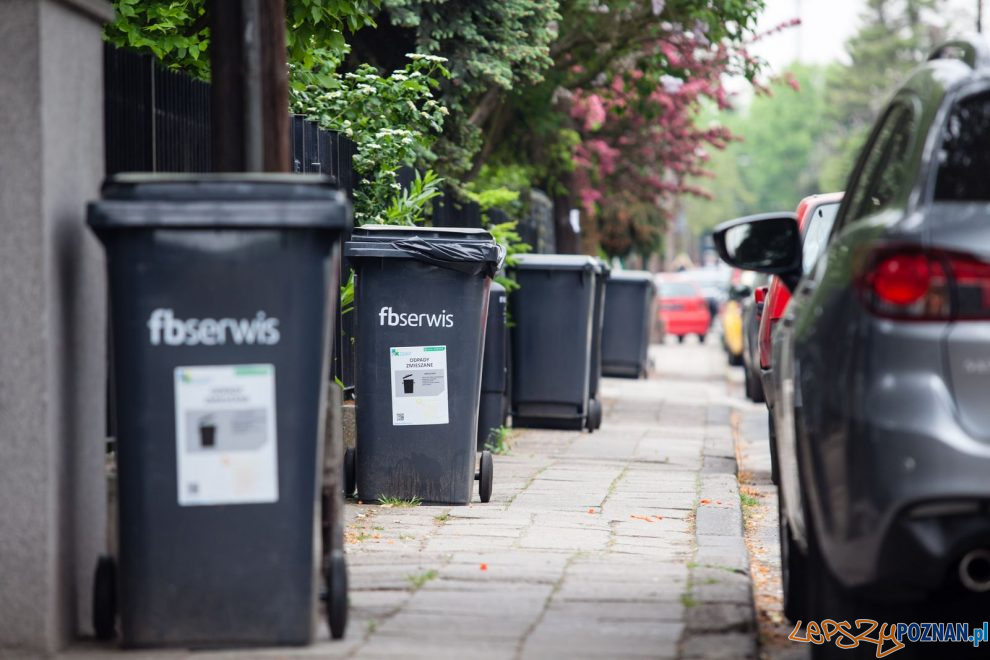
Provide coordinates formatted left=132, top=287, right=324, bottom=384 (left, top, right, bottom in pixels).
left=657, top=277, right=711, bottom=343
left=758, top=192, right=842, bottom=480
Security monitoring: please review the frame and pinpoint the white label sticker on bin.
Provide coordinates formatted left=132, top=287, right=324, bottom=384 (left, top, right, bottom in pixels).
left=389, top=346, right=449, bottom=426
left=173, top=364, right=279, bottom=506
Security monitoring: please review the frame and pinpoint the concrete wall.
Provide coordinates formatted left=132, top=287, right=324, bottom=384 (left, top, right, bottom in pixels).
left=0, top=0, right=112, bottom=654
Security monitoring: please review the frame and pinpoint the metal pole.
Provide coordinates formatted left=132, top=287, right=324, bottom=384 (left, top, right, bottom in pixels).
left=978, top=0, right=983, bottom=33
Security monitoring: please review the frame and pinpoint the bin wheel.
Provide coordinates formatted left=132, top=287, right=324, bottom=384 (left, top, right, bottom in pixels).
left=586, top=398, right=603, bottom=431
left=325, top=550, right=348, bottom=640
left=478, top=450, right=494, bottom=503
left=92, top=555, right=117, bottom=641
left=343, top=447, right=356, bottom=498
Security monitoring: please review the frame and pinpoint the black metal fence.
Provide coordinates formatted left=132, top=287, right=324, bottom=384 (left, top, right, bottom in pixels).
left=104, top=44, right=357, bottom=196
left=105, top=43, right=212, bottom=174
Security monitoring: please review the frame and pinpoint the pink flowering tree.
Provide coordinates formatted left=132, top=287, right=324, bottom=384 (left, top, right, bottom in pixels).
left=565, top=18, right=799, bottom=257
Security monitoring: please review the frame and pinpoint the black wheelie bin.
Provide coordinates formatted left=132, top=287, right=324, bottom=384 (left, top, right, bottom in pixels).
left=601, top=270, right=656, bottom=378
left=509, top=255, right=602, bottom=430
left=477, top=281, right=508, bottom=450
left=345, top=226, right=504, bottom=505
left=87, top=174, right=351, bottom=647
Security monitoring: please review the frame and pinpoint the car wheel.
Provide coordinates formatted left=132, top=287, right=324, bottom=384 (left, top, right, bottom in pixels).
left=698, top=334, right=706, bottom=344
left=806, top=510, right=876, bottom=659
left=677, top=335, right=685, bottom=344
left=729, top=352, right=743, bottom=367
left=768, top=414, right=779, bottom=486
left=778, top=488, right=807, bottom=625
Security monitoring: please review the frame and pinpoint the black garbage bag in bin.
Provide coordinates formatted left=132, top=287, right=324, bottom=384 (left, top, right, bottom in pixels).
left=87, top=174, right=350, bottom=648
left=345, top=226, right=504, bottom=505
left=602, top=271, right=656, bottom=378
left=509, top=255, right=603, bottom=430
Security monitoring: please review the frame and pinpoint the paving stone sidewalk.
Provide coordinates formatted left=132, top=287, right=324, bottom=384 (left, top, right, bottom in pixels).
left=66, top=341, right=756, bottom=659
left=327, top=341, right=755, bottom=660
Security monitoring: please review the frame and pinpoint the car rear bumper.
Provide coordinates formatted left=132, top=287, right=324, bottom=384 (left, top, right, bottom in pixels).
left=814, top=378, right=990, bottom=596
left=661, top=314, right=710, bottom=337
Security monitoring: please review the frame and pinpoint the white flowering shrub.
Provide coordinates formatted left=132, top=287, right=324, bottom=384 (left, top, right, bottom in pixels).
left=291, top=49, right=449, bottom=225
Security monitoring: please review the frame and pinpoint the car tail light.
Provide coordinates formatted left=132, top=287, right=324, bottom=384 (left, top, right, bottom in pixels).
left=754, top=286, right=767, bottom=305
left=858, top=248, right=990, bottom=320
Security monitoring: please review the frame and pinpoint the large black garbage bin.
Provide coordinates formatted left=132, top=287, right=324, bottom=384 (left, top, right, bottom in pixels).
left=602, top=270, right=656, bottom=378
left=509, top=255, right=602, bottom=430
left=87, top=174, right=350, bottom=648
left=586, top=258, right=610, bottom=431
left=345, top=226, right=503, bottom=505
left=477, top=281, right=508, bottom=450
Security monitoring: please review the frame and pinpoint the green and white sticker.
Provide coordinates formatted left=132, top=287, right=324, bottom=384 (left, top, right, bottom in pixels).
left=173, top=364, right=279, bottom=506
left=389, top=345, right=449, bottom=426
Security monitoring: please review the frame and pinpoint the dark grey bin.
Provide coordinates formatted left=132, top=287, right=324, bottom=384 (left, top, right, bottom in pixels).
left=601, top=270, right=656, bottom=378
left=477, top=281, right=508, bottom=450
left=586, top=258, right=611, bottom=430
left=509, top=255, right=602, bottom=430
left=87, top=174, right=351, bottom=648
left=345, top=226, right=503, bottom=505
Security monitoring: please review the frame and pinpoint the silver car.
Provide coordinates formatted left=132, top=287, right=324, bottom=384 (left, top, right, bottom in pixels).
left=714, top=37, right=990, bottom=653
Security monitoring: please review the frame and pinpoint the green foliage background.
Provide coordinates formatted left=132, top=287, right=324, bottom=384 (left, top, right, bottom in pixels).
left=685, top=0, right=949, bottom=237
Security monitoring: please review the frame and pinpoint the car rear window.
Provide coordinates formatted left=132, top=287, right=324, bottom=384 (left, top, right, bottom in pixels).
left=660, top=282, right=698, bottom=298
left=935, top=90, right=990, bottom=201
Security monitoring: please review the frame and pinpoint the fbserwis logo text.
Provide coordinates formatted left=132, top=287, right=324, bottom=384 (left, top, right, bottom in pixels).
left=147, top=308, right=280, bottom=346
left=379, top=306, right=454, bottom=328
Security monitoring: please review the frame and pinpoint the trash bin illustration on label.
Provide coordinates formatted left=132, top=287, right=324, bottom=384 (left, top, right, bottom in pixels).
left=198, top=415, right=217, bottom=448
left=174, top=364, right=279, bottom=506
left=389, top=346, right=449, bottom=426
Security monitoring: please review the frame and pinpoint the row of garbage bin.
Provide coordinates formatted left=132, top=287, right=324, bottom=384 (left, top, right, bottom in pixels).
left=85, top=174, right=656, bottom=649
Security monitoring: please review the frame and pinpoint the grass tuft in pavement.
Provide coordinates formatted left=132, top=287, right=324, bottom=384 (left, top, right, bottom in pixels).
left=379, top=496, right=422, bottom=508
left=485, top=425, right=514, bottom=455
left=406, top=569, right=438, bottom=590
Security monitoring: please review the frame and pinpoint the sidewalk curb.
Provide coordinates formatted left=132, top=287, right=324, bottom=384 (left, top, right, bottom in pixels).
left=680, top=404, right=758, bottom=659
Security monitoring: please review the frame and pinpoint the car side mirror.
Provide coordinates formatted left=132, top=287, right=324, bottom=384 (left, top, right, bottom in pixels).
left=713, top=213, right=802, bottom=291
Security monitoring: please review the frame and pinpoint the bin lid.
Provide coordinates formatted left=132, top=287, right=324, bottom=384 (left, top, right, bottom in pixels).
left=88, top=174, right=351, bottom=229
left=609, top=270, right=654, bottom=283
left=511, top=254, right=602, bottom=272
left=345, top=224, right=505, bottom=277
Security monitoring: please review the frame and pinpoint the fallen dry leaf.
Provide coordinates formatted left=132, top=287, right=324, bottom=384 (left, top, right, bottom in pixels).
left=480, top=563, right=488, bottom=571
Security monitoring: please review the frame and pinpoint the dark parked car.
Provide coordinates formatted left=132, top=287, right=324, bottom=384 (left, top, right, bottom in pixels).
left=759, top=192, right=842, bottom=483
left=715, top=38, right=990, bottom=656
left=740, top=272, right=768, bottom=402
